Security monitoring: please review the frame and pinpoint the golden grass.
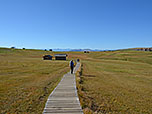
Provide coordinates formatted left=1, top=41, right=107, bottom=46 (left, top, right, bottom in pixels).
left=76, top=50, right=152, bottom=114
left=0, top=48, right=69, bottom=114
left=1, top=48, right=152, bottom=114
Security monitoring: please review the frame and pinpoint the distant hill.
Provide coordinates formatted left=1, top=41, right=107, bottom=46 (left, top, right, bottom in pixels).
left=52, top=48, right=112, bottom=52
left=121, top=47, right=152, bottom=51
left=2, top=47, right=151, bottom=52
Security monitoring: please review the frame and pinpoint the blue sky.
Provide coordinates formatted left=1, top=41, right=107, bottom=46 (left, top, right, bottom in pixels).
left=0, top=0, right=152, bottom=50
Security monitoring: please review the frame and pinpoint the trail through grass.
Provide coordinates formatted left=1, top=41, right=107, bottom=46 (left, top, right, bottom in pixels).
left=76, top=50, right=152, bottom=113
left=1, top=48, right=152, bottom=114
left=0, top=48, right=69, bottom=114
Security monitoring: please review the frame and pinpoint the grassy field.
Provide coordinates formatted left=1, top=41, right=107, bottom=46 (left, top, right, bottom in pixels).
left=75, top=50, right=152, bottom=113
left=0, top=48, right=69, bottom=114
left=0, top=48, right=152, bottom=114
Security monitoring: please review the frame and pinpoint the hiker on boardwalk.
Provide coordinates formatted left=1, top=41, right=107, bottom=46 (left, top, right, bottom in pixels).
left=70, top=60, right=74, bottom=74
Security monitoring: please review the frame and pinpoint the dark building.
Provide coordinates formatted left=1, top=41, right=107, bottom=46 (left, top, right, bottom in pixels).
left=137, top=48, right=152, bottom=51
left=11, top=47, right=15, bottom=49
left=43, top=55, right=53, bottom=60
left=84, top=51, right=90, bottom=53
left=54, top=54, right=67, bottom=60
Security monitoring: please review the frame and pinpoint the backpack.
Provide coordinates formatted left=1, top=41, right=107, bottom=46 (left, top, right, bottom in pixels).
left=70, top=61, right=74, bottom=67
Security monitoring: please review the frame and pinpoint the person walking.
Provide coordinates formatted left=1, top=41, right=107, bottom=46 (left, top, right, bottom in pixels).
left=70, top=60, right=74, bottom=74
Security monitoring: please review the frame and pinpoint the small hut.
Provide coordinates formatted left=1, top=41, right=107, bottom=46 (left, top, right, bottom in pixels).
left=54, top=54, right=67, bottom=60
left=43, top=55, right=53, bottom=60
left=84, top=50, right=90, bottom=53
left=11, top=47, right=15, bottom=49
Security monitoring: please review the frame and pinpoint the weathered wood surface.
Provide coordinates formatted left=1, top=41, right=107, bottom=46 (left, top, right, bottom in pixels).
left=43, top=62, right=83, bottom=114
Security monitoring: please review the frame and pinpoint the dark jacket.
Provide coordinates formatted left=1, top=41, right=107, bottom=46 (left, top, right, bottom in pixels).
left=70, top=61, right=74, bottom=67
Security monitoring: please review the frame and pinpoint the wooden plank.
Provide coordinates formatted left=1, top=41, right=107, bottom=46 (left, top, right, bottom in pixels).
left=43, top=62, right=83, bottom=114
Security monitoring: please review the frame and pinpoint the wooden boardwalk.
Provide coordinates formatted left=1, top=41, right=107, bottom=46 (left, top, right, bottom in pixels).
left=43, top=62, right=83, bottom=114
